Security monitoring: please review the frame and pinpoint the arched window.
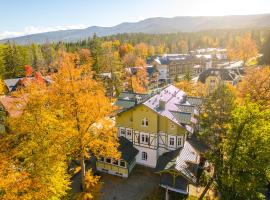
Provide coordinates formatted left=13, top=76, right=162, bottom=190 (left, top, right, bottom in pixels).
left=142, top=152, right=148, bottom=161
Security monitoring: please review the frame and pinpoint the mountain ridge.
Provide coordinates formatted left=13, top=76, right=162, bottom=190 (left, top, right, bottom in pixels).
left=2, top=14, right=270, bottom=44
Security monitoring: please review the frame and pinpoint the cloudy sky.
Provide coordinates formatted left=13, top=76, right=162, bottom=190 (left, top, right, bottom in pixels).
left=1, top=0, right=270, bottom=39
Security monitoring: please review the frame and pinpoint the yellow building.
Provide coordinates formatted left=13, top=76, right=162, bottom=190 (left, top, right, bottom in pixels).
left=96, top=136, right=138, bottom=178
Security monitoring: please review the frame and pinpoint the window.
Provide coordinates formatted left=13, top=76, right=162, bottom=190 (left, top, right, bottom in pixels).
left=120, top=128, right=125, bottom=136
left=106, top=158, right=111, bottom=163
left=142, top=118, right=149, bottom=127
left=169, top=138, right=175, bottom=146
left=100, top=157, right=104, bottom=162
left=177, top=137, right=182, bottom=146
left=142, top=152, right=148, bottom=161
left=113, top=159, right=118, bottom=165
left=126, top=129, right=132, bottom=136
left=120, top=160, right=126, bottom=167
left=141, top=133, right=149, bottom=144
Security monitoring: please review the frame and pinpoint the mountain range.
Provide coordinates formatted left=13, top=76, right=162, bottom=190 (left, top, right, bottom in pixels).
left=2, top=14, right=270, bottom=44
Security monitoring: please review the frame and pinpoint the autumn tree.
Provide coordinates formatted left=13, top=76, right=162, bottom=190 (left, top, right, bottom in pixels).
left=174, top=80, right=207, bottom=97
left=237, top=66, right=270, bottom=109
left=100, top=41, right=125, bottom=96
left=6, top=82, right=71, bottom=199
left=220, top=101, right=270, bottom=199
left=227, top=33, right=258, bottom=66
left=199, top=84, right=235, bottom=199
left=1, top=52, right=120, bottom=199
left=49, top=52, right=120, bottom=193
left=260, top=34, right=270, bottom=65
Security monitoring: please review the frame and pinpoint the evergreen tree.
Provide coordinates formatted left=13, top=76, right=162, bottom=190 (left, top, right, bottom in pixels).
left=89, top=34, right=102, bottom=74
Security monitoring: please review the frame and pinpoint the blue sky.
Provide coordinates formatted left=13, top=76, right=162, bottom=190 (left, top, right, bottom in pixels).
left=1, top=0, right=270, bottom=39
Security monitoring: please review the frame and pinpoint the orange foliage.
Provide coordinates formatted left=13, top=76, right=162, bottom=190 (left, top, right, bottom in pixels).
left=175, top=80, right=207, bottom=97
left=227, top=33, right=258, bottom=65
left=237, top=66, right=270, bottom=108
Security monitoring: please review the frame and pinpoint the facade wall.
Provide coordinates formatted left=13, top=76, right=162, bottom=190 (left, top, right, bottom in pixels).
left=116, top=104, right=189, bottom=168
left=135, top=145, right=158, bottom=168
left=96, top=161, right=129, bottom=178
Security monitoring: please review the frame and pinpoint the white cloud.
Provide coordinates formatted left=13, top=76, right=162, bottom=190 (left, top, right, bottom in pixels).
left=0, top=24, right=88, bottom=40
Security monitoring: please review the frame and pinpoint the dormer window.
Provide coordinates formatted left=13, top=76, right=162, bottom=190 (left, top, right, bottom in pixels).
left=142, top=118, right=149, bottom=127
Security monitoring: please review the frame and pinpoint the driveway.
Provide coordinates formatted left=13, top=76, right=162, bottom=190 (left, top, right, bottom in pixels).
left=100, top=165, right=160, bottom=200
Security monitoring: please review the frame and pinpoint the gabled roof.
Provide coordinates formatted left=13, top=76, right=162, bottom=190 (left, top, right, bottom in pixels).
left=186, top=97, right=203, bottom=107
left=115, top=85, right=202, bottom=133
left=115, top=92, right=151, bottom=112
left=171, top=112, right=191, bottom=125
left=0, top=95, right=27, bottom=117
left=156, top=141, right=200, bottom=184
left=4, top=78, right=22, bottom=92
left=198, top=68, right=242, bottom=83
left=118, top=136, right=139, bottom=164
left=142, top=85, right=201, bottom=133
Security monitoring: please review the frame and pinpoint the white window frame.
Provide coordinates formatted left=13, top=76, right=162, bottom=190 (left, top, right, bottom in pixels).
left=177, top=137, right=182, bottom=147
left=126, top=129, right=132, bottom=136
left=169, top=137, right=175, bottom=147
left=141, top=133, right=149, bottom=144
left=142, top=152, right=148, bottom=161
left=119, top=128, right=125, bottom=136
left=142, top=118, right=149, bottom=127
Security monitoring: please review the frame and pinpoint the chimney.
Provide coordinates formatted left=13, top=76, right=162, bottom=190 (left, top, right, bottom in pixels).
left=181, top=95, right=187, bottom=104
left=159, top=99, right=166, bottom=110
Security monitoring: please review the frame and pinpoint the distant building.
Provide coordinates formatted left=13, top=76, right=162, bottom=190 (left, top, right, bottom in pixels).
left=149, top=50, right=228, bottom=85
left=198, top=68, right=243, bottom=92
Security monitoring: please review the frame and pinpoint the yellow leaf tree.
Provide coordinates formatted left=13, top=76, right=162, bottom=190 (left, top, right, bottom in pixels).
left=6, top=82, right=70, bottom=200
left=174, top=80, right=207, bottom=97
left=49, top=52, right=120, bottom=193
left=227, top=33, right=258, bottom=66
left=237, top=66, right=270, bottom=109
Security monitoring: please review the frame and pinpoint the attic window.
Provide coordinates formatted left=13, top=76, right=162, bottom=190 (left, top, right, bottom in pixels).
left=142, top=118, right=149, bottom=127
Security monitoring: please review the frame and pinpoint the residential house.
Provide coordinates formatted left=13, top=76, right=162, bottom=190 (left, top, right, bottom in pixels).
left=198, top=68, right=243, bottom=92
left=0, top=95, right=27, bottom=133
left=97, top=85, right=204, bottom=195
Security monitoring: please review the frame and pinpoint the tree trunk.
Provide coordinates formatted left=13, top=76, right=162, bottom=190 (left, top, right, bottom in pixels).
left=199, top=178, right=214, bottom=200
left=80, top=153, right=86, bottom=191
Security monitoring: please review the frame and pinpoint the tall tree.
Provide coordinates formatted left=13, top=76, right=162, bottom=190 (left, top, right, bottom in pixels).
left=237, top=67, right=270, bottom=109
left=227, top=33, right=258, bottom=66
left=6, top=82, right=71, bottom=200
left=260, top=34, right=270, bottom=65
left=220, top=101, right=270, bottom=199
left=3, top=42, right=30, bottom=78
left=49, top=52, right=120, bottom=193
left=199, top=84, right=235, bottom=199
left=89, top=34, right=102, bottom=74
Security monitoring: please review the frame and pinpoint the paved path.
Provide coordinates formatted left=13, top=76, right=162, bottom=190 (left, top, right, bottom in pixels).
left=100, top=165, right=159, bottom=200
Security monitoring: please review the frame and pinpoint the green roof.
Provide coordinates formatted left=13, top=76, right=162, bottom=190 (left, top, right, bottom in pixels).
left=118, top=136, right=139, bottom=164
left=115, top=99, right=136, bottom=110
left=115, top=92, right=151, bottom=113
left=186, top=97, right=203, bottom=106
left=177, top=105, right=195, bottom=113
left=155, top=149, right=180, bottom=172
left=171, top=112, right=191, bottom=124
